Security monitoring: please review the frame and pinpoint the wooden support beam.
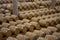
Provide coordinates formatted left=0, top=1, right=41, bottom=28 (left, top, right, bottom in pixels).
left=50, top=0, right=56, bottom=9
left=12, top=0, right=18, bottom=15
left=23, top=0, right=26, bottom=2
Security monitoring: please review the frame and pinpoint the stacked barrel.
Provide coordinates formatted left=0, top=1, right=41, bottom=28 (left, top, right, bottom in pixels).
left=0, top=0, right=60, bottom=40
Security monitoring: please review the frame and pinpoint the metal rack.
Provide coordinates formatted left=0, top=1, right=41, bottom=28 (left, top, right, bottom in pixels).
left=12, top=0, right=56, bottom=15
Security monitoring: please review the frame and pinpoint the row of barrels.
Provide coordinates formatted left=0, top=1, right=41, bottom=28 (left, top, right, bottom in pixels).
left=0, top=8, right=60, bottom=23
left=0, top=24, right=60, bottom=40
left=0, top=0, right=53, bottom=3
left=0, top=0, right=60, bottom=13
left=0, top=14, right=60, bottom=28
left=6, top=32, right=60, bottom=40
